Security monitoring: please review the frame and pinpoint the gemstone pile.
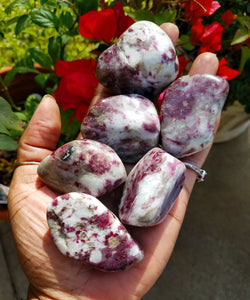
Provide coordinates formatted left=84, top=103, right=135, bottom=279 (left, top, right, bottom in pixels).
left=38, top=20, right=229, bottom=271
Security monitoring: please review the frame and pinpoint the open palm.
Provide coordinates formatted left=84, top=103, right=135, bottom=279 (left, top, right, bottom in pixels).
left=8, top=23, right=219, bottom=300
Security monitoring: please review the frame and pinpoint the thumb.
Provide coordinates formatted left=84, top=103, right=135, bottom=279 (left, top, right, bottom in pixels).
left=17, top=95, right=61, bottom=162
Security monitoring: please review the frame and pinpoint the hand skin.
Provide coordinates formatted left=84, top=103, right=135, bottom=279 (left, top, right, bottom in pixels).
left=8, top=23, right=219, bottom=300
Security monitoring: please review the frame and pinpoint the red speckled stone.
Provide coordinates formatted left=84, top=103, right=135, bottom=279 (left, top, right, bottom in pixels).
left=97, top=21, right=179, bottom=99
left=81, top=94, right=160, bottom=163
left=160, top=74, right=229, bottom=158
left=47, top=192, right=144, bottom=271
left=37, top=139, right=127, bottom=197
left=119, top=148, right=186, bottom=227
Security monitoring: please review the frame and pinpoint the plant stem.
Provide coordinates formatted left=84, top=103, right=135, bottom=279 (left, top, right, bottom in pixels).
left=60, top=0, right=78, bottom=16
left=0, top=75, right=20, bottom=111
left=192, top=0, right=207, bottom=13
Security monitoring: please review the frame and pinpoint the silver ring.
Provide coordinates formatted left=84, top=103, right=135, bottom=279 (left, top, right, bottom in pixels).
left=183, top=162, right=207, bottom=182
left=14, top=160, right=40, bottom=167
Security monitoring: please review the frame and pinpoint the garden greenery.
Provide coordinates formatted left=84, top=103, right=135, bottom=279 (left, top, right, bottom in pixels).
left=0, top=0, right=249, bottom=153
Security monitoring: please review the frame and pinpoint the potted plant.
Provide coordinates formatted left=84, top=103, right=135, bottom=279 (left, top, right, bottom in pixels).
left=0, top=0, right=249, bottom=218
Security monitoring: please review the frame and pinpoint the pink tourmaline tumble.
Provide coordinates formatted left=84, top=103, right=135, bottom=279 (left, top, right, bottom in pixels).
left=97, top=21, right=179, bottom=99
left=81, top=94, right=160, bottom=163
left=160, top=74, right=229, bottom=158
left=37, top=139, right=127, bottom=197
left=47, top=192, right=144, bottom=271
left=119, top=148, right=186, bottom=227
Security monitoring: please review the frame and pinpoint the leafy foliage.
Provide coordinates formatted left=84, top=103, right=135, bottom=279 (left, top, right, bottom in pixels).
left=0, top=0, right=249, bottom=155
left=0, top=97, right=22, bottom=151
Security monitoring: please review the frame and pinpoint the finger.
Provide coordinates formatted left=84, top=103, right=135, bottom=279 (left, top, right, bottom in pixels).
left=17, top=95, right=61, bottom=162
left=160, top=22, right=179, bottom=46
left=189, top=52, right=219, bottom=75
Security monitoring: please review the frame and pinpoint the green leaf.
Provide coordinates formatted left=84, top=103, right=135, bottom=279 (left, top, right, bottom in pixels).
left=76, top=0, right=99, bottom=15
left=60, top=109, right=81, bottom=139
left=231, top=28, right=250, bottom=45
left=0, top=123, right=10, bottom=135
left=6, top=16, right=19, bottom=27
left=29, top=48, right=53, bottom=69
left=60, top=0, right=74, bottom=9
left=178, top=34, right=195, bottom=51
left=236, top=15, right=250, bottom=30
left=0, top=134, right=19, bottom=151
left=48, top=36, right=62, bottom=63
left=31, top=8, right=59, bottom=28
left=15, top=14, right=32, bottom=35
left=23, top=93, right=41, bottom=120
left=5, top=0, right=29, bottom=15
left=60, top=11, right=74, bottom=29
left=40, top=0, right=57, bottom=9
left=155, top=10, right=177, bottom=25
left=0, top=97, right=22, bottom=133
left=240, top=46, right=250, bottom=72
left=4, top=55, right=35, bottom=85
left=35, top=73, right=51, bottom=88
left=4, top=66, right=39, bottom=86
left=15, top=111, right=28, bottom=121
left=130, top=10, right=155, bottom=22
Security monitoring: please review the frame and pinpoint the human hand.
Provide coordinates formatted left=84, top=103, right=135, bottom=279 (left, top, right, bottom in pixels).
left=8, top=23, right=219, bottom=300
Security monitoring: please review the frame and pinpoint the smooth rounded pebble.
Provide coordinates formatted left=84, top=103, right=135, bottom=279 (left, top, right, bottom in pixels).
left=47, top=192, right=144, bottom=271
left=97, top=20, right=179, bottom=99
left=119, top=148, right=186, bottom=227
left=38, top=139, right=127, bottom=197
left=81, top=94, right=160, bottom=163
left=160, top=74, right=229, bottom=157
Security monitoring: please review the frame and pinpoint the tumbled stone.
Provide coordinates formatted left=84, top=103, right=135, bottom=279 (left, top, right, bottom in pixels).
left=47, top=192, right=144, bottom=271
left=97, top=21, right=179, bottom=99
left=81, top=94, right=160, bottom=163
left=37, top=139, right=127, bottom=197
left=160, top=74, right=229, bottom=158
left=119, top=148, right=186, bottom=227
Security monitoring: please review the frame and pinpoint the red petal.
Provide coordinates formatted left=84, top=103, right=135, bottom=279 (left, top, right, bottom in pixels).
left=206, top=1, right=221, bottom=16
left=218, top=57, right=228, bottom=67
left=177, top=56, right=190, bottom=77
left=182, top=0, right=220, bottom=23
left=75, top=104, right=90, bottom=122
left=191, top=18, right=204, bottom=44
left=79, top=10, right=117, bottom=43
left=221, top=10, right=237, bottom=26
left=53, top=73, right=98, bottom=113
left=199, top=22, right=223, bottom=52
left=112, top=1, right=135, bottom=37
left=65, top=72, right=98, bottom=97
left=55, top=59, right=97, bottom=77
left=217, top=58, right=240, bottom=80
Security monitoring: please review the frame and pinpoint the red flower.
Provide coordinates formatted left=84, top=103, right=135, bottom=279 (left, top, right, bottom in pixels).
left=111, top=1, right=135, bottom=37
left=53, top=59, right=98, bottom=122
left=221, top=10, right=237, bottom=26
left=79, top=1, right=134, bottom=43
left=182, top=0, right=220, bottom=23
left=199, top=22, right=224, bottom=53
left=217, top=58, right=240, bottom=80
left=190, top=18, right=204, bottom=44
left=177, top=56, right=190, bottom=77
